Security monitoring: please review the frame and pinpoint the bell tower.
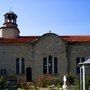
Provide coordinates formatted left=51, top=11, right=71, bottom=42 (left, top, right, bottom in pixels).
left=3, top=11, right=17, bottom=27
left=0, top=11, right=20, bottom=38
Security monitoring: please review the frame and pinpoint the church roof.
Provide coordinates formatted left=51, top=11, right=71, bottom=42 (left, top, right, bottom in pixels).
left=4, top=11, right=17, bottom=18
left=0, top=36, right=90, bottom=44
left=62, top=36, right=90, bottom=42
left=0, top=36, right=39, bottom=44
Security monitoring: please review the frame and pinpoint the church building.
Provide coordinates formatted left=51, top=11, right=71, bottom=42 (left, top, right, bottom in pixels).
left=0, top=11, right=90, bottom=83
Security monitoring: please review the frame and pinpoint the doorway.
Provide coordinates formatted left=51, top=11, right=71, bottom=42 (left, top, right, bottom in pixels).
left=26, top=67, right=32, bottom=82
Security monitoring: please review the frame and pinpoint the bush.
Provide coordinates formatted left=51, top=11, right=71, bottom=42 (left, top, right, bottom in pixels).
left=37, top=75, right=63, bottom=88
left=37, top=74, right=54, bottom=87
left=86, top=76, right=90, bottom=90
left=75, top=79, right=80, bottom=90
left=18, top=82, right=36, bottom=89
left=67, top=73, right=75, bottom=86
left=0, top=76, right=6, bottom=88
left=51, top=78, right=63, bottom=88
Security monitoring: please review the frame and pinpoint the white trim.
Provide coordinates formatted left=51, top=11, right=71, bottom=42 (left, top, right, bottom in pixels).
left=82, top=65, right=85, bottom=90
left=80, top=67, right=82, bottom=90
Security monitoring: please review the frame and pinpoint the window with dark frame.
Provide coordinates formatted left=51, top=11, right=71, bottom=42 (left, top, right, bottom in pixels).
left=21, top=58, right=25, bottom=74
left=48, top=55, right=52, bottom=74
left=76, top=57, right=80, bottom=74
left=54, top=57, right=58, bottom=74
left=43, top=57, right=47, bottom=74
left=16, top=58, right=20, bottom=74
left=81, top=57, right=85, bottom=62
left=76, top=57, right=86, bottom=74
left=0, top=69, right=6, bottom=75
left=43, top=56, right=58, bottom=74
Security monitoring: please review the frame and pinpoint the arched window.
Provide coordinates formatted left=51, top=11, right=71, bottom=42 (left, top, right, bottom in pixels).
left=21, top=58, right=25, bottom=74
left=54, top=57, right=58, bottom=74
left=48, top=55, right=52, bottom=74
left=81, top=57, right=85, bottom=62
left=0, top=69, right=6, bottom=75
left=76, top=57, right=80, bottom=74
left=43, top=57, right=47, bottom=74
left=16, top=58, right=19, bottom=74
left=43, top=56, right=58, bottom=74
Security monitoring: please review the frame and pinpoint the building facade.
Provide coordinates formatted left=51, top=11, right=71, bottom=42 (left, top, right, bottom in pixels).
left=0, top=11, right=90, bottom=82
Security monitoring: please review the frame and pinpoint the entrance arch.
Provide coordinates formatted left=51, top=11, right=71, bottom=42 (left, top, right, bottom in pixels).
left=26, top=67, right=32, bottom=82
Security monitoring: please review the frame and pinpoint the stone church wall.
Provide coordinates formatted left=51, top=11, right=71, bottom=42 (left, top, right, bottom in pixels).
left=33, top=33, right=68, bottom=81
left=68, top=43, right=90, bottom=74
left=0, top=34, right=90, bottom=82
left=0, top=43, right=33, bottom=80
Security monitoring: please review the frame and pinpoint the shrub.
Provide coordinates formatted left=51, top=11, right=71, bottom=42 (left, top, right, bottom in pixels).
left=75, top=79, right=80, bottom=90
left=51, top=78, right=63, bottom=87
left=86, top=76, right=90, bottom=90
left=67, top=73, right=75, bottom=86
left=0, top=76, right=6, bottom=88
left=37, top=74, right=54, bottom=87
left=18, top=82, right=36, bottom=89
left=37, top=75, right=63, bottom=88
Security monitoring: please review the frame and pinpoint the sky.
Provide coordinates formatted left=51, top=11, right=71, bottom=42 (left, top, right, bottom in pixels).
left=0, top=0, right=90, bottom=36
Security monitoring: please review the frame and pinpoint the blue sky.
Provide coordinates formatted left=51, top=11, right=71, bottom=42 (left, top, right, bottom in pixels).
left=0, top=0, right=90, bottom=36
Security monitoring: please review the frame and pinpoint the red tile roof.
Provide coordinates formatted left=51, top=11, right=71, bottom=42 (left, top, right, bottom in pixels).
left=62, top=36, right=90, bottom=42
left=0, top=36, right=39, bottom=44
left=0, top=36, right=90, bottom=44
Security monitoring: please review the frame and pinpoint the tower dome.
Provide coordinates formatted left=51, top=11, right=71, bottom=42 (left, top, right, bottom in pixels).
left=3, top=11, right=18, bottom=27
left=0, top=11, right=20, bottom=38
